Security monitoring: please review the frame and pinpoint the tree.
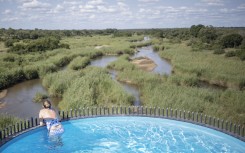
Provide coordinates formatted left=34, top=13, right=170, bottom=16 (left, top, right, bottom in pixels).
left=190, top=24, right=205, bottom=37
left=198, top=26, right=217, bottom=44
left=221, top=33, right=243, bottom=48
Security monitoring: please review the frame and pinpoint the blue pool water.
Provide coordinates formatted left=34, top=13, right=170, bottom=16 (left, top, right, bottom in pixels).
left=1, top=117, right=245, bottom=153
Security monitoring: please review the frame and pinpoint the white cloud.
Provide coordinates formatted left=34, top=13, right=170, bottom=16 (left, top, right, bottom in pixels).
left=2, top=9, right=12, bottom=14
left=50, top=4, right=64, bottom=13
left=88, top=0, right=104, bottom=5
left=22, top=0, right=50, bottom=9
left=97, top=5, right=116, bottom=13
left=89, top=14, right=95, bottom=19
left=201, top=0, right=224, bottom=6
left=238, top=4, right=245, bottom=9
left=1, top=17, right=19, bottom=22
left=138, top=0, right=159, bottom=2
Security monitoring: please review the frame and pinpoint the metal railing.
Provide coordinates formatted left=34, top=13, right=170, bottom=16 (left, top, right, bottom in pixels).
left=1, top=106, right=244, bottom=146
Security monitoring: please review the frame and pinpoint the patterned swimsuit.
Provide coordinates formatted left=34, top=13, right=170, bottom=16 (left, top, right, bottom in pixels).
left=44, top=118, right=64, bottom=136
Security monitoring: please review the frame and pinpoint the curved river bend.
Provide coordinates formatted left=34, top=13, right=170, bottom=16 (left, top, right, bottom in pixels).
left=0, top=46, right=172, bottom=118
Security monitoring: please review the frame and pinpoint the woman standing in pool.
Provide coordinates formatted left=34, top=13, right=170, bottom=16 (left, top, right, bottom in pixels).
left=39, top=100, right=64, bottom=136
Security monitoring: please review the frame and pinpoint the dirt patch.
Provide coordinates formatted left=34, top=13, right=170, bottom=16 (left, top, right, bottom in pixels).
left=131, top=57, right=157, bottom=72
left=95, top=45, right=109, bottom=49
left=0, top=89, right=7, bottom=99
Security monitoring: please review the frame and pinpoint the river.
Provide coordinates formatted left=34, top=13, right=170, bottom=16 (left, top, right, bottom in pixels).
left=0, top=45, right=172, bottom=118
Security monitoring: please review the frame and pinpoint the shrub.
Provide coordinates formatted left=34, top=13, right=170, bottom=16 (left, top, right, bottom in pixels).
left=37, top=63, right=58, bottom=78
left=239, top=79, right=245, bottom=90
left=0, top=114, right=22, bottom=131
left=23, top=65, right=39, bottom=79
left=225, top=51, right=236, bottom=57
left=33, top=92, right=48, bottom=103
left=153, top=45, right=160, bottom=51
left=59, top=67, right=134, bottom=110
left=0, top=68, right=26, bottom=89
left=2, top=54, right=16, bottom=62
left=221, top=33, right=243, bottom=48
left=213, top=48, right=225, bottom=54
left=182, top=76, right=199, bottom=87
left=42, top=70, right=82, bottom=97
left=236, top=49, right=245, bottom=61
left=4, top=39, right=17, bottom=47
left=68, top=56, right=90, bottom=70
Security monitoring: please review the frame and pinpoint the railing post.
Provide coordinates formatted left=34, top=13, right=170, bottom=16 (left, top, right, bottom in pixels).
left=234, top=124, right=236, bottom=134
left=217, top=119, right=220, bottom=129
left=230, top=122, right=232, bottom=132
left=31, top=117, right=34, bottom=127
left=200, top=114, right=202, bottom=123
left=192, top=112, right=194, bottom=121
left=3, top=129, right=6, bottom=138
left=27, top=120, right=30, bottom=128
left=204, top=115, right=207, bottom=124
left=141, top=106, right=143, bottom=115
left=213, top=118, right=216, bottom=127
left=162, top=108, right=165, bottom=117
left=225, top=121, right=228, bottom=131
left=62, top=111, right=64, bottom=120
left=150, top=107, right=152, bottom=116
left=0, top=130, right=2, bottom=141
left=66, top=110, right=69, bottom=119
left=183, top=110, right=186, bottom=120
left=196, top=113, right=198, bottom=122
left=238, top=125, right=240, bottom=136
left=128, top=107, right=130, bottom=115
left=242, top=126, right=244, bottom=137
left=170, top=109, right=173, bottom=118
left=221, top=120, right=224, bottom=130
left=146, top=107, right=148, bottom=116
left=209, top=116, right=211, bottom=125
left=179, top=110, right=182, bottom=119
left=100, top=107, right=102, bottom=115
left=175, top=109, right=177, bottom=119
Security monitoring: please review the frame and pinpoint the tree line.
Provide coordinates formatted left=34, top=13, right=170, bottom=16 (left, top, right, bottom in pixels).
left=0, top=26, right=244, bottom=59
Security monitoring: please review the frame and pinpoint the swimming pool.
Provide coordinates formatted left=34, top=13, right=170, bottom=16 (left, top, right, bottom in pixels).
left=1, top=117, right=245, bottom=152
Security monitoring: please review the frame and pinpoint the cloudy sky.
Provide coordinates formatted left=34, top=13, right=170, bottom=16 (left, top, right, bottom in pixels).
left=0, top=0, right=245, bottom=29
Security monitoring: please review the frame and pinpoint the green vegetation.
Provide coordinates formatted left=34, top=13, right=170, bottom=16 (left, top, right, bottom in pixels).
left=0, top=114, right=22, bottom=131
left=32, top=92, right=48, bottom=103
left=59, top=67, right=134, bottom=110
left=0, top=26, right=244, bottom=127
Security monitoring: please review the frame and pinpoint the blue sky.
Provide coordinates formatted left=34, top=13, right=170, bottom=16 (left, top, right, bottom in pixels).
left=0, top=0, right=245, bottom=29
